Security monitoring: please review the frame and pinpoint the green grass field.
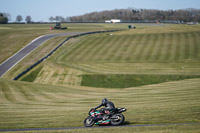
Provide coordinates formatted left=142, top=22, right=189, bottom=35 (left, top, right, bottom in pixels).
left=0, top=78, right=200, bottom=132
left=21, top=24, right=200, bottom=88
left=0, top=23, right=200, bottom=132
left=0, top=23, right=126, bottom=64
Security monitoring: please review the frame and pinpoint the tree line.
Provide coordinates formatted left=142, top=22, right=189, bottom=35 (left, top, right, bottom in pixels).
left=15, top=15, right=32, bottom=23
left=1, top=8, right=200, bottom=24
left=0, top=13, right=32, bottom=24
left=0, top=13, right=9, bottom=24
left=69, top=8, right=200, bottom=23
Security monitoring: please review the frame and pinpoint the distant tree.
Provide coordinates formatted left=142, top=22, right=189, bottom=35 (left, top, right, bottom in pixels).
left=0, top=13, right=8, bottom=24
left=59, top=16, right=65, bottom=22
left=16, top=15, right=23, bottom=23
left=49, top=16, right=55, bottom=22
left=55, top=16, right=60, bottom=22
left=54, top=16, right=65, bottom=22
left=25, top=16, right=32, bottom=23
left=3, top=13, right=11, bottom=21
left=66, top=16, right=71, bottom=22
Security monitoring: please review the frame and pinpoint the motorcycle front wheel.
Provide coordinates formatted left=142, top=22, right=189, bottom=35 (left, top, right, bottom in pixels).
left=84, top=116, right=95, bottom=127
left=110, top=113, right=125, bottom=126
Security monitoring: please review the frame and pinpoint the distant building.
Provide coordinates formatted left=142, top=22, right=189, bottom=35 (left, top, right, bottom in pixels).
left=186, top=22, right=199, bottom=25
left=105, top=19, right=121, bottom=23
left=105, top=20, right=112, bottom=23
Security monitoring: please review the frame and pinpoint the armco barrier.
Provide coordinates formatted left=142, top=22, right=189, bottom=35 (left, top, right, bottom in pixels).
left=13, top=30, right=119, bottom=80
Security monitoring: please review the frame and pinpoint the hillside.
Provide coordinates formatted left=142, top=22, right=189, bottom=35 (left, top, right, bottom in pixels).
left=0, top=78, right=200, bottom=131
left=17, top=24, right=200, bottom=88
left=0, top=23, right=200, bottom=132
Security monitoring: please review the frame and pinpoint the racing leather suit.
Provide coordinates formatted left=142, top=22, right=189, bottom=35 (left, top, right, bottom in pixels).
left=95, top=101, right=115, bottom=113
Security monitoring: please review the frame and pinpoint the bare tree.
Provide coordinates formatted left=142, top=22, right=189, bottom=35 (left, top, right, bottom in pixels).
left=25, top=16, right=32, bottom=23
left=49, top=16, right=54, bottom=22
left=16, top=15, right=23, bottom=23
left=54, top=16, right=65, bottom=22
left=55, top=16, right=60, bottom=22
left=66, top=16, right=71, bottom=22
left=59, top=16, right=65, bottom=22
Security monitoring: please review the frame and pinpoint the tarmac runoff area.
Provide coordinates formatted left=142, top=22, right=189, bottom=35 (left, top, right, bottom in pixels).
left=0, top=32, right=82, bottom=78
left=0, top=123, right=199, bottom=132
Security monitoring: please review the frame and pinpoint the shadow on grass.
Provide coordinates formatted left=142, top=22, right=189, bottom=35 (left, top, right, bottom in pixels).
left=98, top=121, right=135, bottom=127
left=122, top=121, right=152, bottom=125
left=122, top=121, right=138, bottom=125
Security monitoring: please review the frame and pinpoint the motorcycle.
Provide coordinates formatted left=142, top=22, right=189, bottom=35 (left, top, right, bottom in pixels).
left=84, top=108, right=127, bottom=127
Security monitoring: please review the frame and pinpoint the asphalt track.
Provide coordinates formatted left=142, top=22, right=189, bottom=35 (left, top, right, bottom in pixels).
left=0, top=123, right=199, bottom=132
left=0, top=32, right=82, bottom=77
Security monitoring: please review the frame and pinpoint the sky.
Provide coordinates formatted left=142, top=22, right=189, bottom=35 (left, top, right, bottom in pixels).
left=0, top=0, right=200, bottom=22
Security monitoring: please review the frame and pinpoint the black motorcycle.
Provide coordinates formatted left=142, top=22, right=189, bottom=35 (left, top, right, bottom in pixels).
left=84, top=108, right=127, bottom=127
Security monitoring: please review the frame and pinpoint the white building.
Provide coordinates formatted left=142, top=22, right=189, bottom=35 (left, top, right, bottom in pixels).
left=105, top=19, right=121, bottom=23
left=105, top=20, right=112, bottom=23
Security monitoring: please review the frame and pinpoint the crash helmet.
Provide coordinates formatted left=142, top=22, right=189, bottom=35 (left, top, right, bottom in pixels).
left=102, top=98, right=108, bottom=105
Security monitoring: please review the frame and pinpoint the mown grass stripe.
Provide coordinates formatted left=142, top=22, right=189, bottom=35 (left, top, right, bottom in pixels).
left=100, top=35, right=123, bottom=62
left=9, top=84, right=30, bottom=103
left=125, top=35, right=141, bottom=62
left=134, top=34, right=148, bottom=61
left=184, top=33, right=190, bottom=60
left=170, top=33, right=178, bottom=61
left=164, top=33, right=174, bottom=61
left=159, top=33, right=169, bottom=61
left=0, top=82, right=11, bottom=103
left=149, top=34, right=161, bottom=61
left=189, top=32, right=196, bottom=59
left=18, top=85, right=40, bottom=102
left=120, top=35, right=135, bottom=61
left=0, top=82, right=18, bottom=103
left=71, top=37, right=99, bottom=61
left=86, top=35, right=112, bottom=61
left=97, top=36, right=120, bottom=61
left=155, top=34, right=166, bottom=61
left=92, top=36, right=113, bottom=61
left=178, top=33, right=185, bottom=61
left=143, top=34, right=157, bottom=61
left=112, top=35, right=131, bottom=62
left=140, top=34, right=155, bottom=61
left=63, top=36, right=95, bottom=61
left=56, top=32, right=200, bottom=64
left=110, top=35, right=127, bottom=62
left=192, top=32, right=200, bottom=59
left=76, top=36, right=106, bottom=61
left=174, top=33, right=182, bottom=61
left=58, top=37, right=87, bottom=61
left=131, top=34, right=146, bottom=62
left=188, top=32, right=195, bottom=59
left=135, top=34, right=151, bottom=61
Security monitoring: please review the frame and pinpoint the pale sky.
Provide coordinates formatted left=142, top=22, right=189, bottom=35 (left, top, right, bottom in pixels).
left=0, top=0, right=200, bottom=22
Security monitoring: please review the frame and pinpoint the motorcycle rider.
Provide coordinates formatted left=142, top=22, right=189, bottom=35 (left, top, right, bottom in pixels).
left=94, top=98, right=116, bottom=115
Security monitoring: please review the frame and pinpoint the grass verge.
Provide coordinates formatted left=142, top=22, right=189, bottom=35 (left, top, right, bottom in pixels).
left=3, top=124, right=200, bottom=133
left=81, top=74, right=200, bottom=88
left=21, top=66, right=43, bottom=82
left=0, top=78, right=200, bottom=131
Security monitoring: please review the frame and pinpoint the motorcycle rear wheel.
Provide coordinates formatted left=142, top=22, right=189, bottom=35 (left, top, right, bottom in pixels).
left=84, top=116, right=95, bottom=127
left=110, top=113, right=125, bottom=126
